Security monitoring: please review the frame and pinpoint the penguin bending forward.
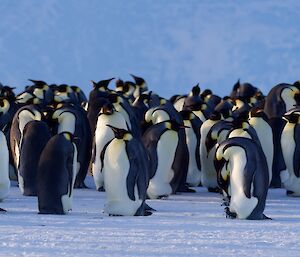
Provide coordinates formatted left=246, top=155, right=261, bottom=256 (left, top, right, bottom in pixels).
left=215, top=137, right=270, bottom=220
left=37, top=132, right=78, bottom=214
left=101, top=125, right=151, bottom=216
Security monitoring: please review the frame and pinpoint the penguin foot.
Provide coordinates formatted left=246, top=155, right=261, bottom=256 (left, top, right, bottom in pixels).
left=157, top=195, right=169, bottom=199
left=221, top=196, right=231, bottom=206
left=0, top=208, right=6, bottom=212
left=263, top=214, right=272, bottom=220
left=144, top=211, right=153, bottom=216
left=109, top=214, right=123, bottom=217
left=145, top=203, right=156, bottom=212
left=208, top=187, right=221, bottom=193
left=97, top=187, right=105, bottom=192
left=74, top=182, right=88, bottom=189
left=225, top=207, right=237, bottom=219
left=286, top=190, right=295, bottom=196
left=176, top=184, right=193, bottom=193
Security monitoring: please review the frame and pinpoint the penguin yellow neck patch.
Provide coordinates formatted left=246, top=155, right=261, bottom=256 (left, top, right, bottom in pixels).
left=64, top=133, right=71, bottom=141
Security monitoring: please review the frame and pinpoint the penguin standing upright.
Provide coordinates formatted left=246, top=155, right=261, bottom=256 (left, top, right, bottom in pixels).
left=10, top=105, right=43, bottom=180
left=249, top=107, right=273, bottom=185
left=37, top=132, right=78, bottom=214
left=264, top=83, right=299, bottom=187
left=51, top=103, right=92, bottom=188
left=92, top=102, right=128, bottom=191
left=144, top=101, right=190, bottom=193
left=142, top=120, right=183, bottom=199
left=18, top=120, right=51, bottom=196
left=215, top=137, right=270, bottom=220
left=180, top=110, right=202, bottom=187
left=281, top=108, right=300, bottom=196
left=102, top=125, right=151, bottom=216
left=0, top=130, right=10, bottom=200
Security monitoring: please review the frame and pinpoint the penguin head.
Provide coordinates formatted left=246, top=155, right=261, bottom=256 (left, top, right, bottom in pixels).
left=188, top=84, right=201, bottom=97
left=165, top=120, right=188, bottom=131
left=159, top=97, right=167, bottom=105
left=108, top=93, right=122, bottom=105
left=70, top=85, right=81, bottom=93
left=106, top=125, right=132, bottom=141
left=28, top=79, right=48, bottom=89
left=0, top=85, right=16, bottom=100
left=283, top=108, right=300, bottom=123
left=214, top=99, right=234, bottom=120
left=232, top=111, right=250, bottom=130
left=179, top=110, right=195, bottom=121
left=0, top=97, right=10, bottom=115
left=115, top=78, right=124, bottom=92
left=91, top=78, right=114, bottom=91
left=130, top=74, right=145, bottom=87
left=99, top=102, right=115, bottom=115
left=201, top=89, right=213, bottom=101
left=249, top=106, right=268, bottom=120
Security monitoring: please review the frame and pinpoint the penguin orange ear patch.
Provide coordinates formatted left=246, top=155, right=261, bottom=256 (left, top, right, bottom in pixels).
left=64, top=133, right=71, bottom=141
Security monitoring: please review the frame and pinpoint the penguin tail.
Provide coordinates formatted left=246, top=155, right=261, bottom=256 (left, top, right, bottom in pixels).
left=262, top=214, right=272, bottom=220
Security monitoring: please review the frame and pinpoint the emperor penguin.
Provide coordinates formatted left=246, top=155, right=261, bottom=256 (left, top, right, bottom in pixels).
left=180, top=110, right=202, bottom=187
left=51, top=103, right=92, bottom=188
left=130, top=74, right=148, bottom=99
left=280, top=108, right=300, bottom=196
left=37, top=132, right=78, bottom=214
left=142, top=120, right=183, bottom=199
left=264, top=83, right=299, bottom=187
left=52, top=84, right=77, bottom=104
left=249, top=107, right=273, bottom=185
left=0, top=130, right=11, bottom=201
left=92, top=102, right=128, bottom=191
left=144, top=102, right=191, bottom=193
left=102, top=125, right=151, bottom=216
left=10, top=105, right=43, bottom=175
left=18, top=120, right=51, bottom=196
left=200, top=112, right=227, bottom=192
left=215, top=137, right=270, bottom=220
left=70, top=85, right=88, bottom=106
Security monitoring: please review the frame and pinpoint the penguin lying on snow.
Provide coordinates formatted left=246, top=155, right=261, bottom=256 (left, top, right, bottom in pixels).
left=37, top=132, right=78, bottom=214
left=101, top=125, right=151, bottom=216
left=215, top=137, right=270, bottom=220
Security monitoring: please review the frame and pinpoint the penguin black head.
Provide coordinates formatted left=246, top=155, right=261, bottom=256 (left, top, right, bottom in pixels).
left=108, top=93, right=122, bottom=104
left=123, top=81, right=135, bottom=93
left=214, top=100, right=234, bottom=120
left=91, top=78, right=114, bottom=90
left=283, top=108, right=300, bottom=123
left=190, top=84, right=201, bottom=96
left=235, top=82, right=257, bottom=101
left=56, top=84, right=71, bottom=93
left=230, top=79, right=241, bottom=99
left=0, top=85, right=16, bottom=100
left=165, top=120, right=188, bottom=131
left=0, top=97, right=10, bottom=115
left=106, top=124, right=132, bottom=140
left=249, top=106, right=268, bottom=120
left=99, top=102, right=115, bottom=115
left=232, top=111, right=250, bottom=129
left=28, top=79, right=47, bottom=89
left=70, top=85, right=81, bottom=93
left=115, top=78, right=124, bottom=89
left=179, top=110, right=195, bottom=121
left=201, top=89, right=213, bottom=99
left=130, top=74, right=145, bottom=86
left=209, top=111, right=222, bottom=121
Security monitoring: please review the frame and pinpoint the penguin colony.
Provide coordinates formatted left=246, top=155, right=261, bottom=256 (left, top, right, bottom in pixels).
left=0, top=77, right=299, bottom=219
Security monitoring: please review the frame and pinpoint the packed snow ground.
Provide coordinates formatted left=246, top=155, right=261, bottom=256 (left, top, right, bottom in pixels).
left=0, top=176, right=299, bottom=257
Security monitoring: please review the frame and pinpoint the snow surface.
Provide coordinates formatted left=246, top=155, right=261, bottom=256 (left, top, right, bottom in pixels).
left=0, top=176, right=299, bottom=257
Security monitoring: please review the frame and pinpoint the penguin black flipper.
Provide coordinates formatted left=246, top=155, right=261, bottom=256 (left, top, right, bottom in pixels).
left=126, top=142, right=139, bottom=201
left=100, top=139, right=113, bottom=173
left=293, top=125, right=300, bottom=177
left=190, top=116, right=202, bottom=171
left=243, top=154, right=256, bottom=199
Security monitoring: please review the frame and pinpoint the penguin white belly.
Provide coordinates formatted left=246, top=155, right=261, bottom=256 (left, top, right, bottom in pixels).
left=147, top=131, right=178, bottom=199
left=61, top=143, right=78, bottom=213
left=104, top=140, right=141, bottom=215
left=114, top=105, right=131, bottom=129
left=281, top=123, right=300, bottom=195
left=92, top=114, right=127, bottom=190
left=0, top=132, right=10, bottom=200
left=173, top=97, right=185, bottom=112
left=229, top=150, right=258, bottom=219
left=57, top=113, right=76, bottom=134
left=200, top=119, right=218, bottom=188
left=228, top=129, right=251, bottom=139
left=249, top=118, right=273, bottom=184
left=185, top=124, right=201, bottom=187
